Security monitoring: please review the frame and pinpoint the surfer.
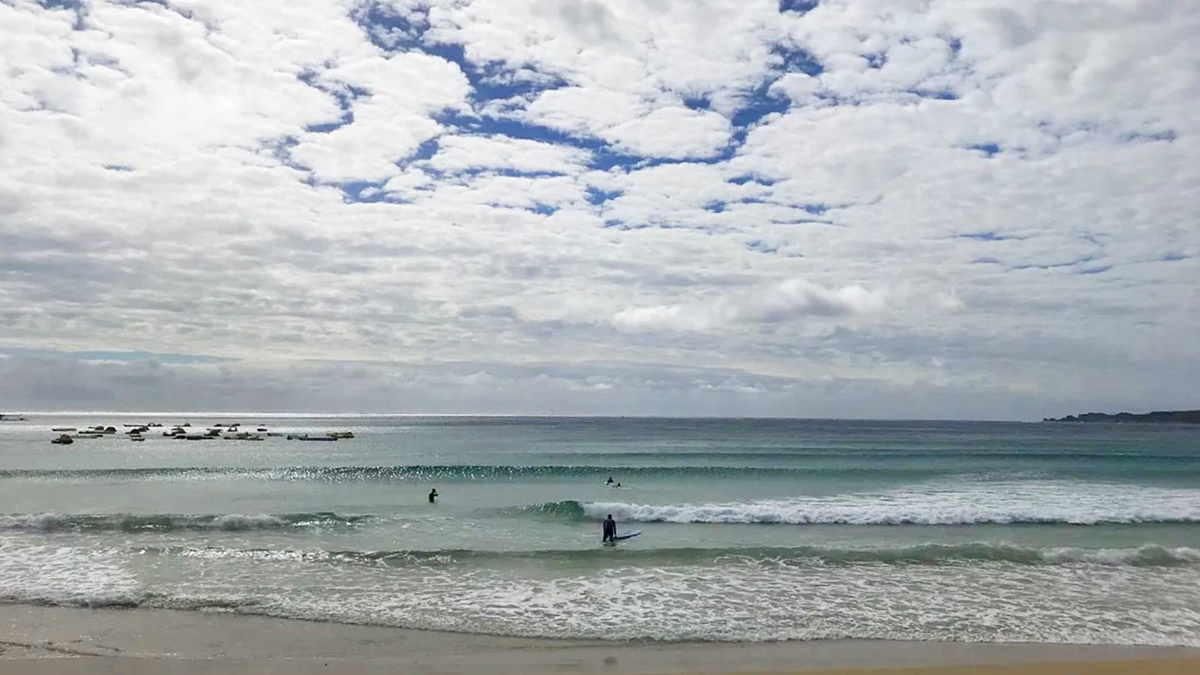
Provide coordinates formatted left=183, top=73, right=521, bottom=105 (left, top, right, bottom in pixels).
left=606, top=476, right=614, bottom=486
left=602, top=514, right=617, bottom=543
left=428, top=488, right=438, bottom=503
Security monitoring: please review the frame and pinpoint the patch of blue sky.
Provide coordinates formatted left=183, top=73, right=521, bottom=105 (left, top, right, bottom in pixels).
left=297, top=70, right=368, bottom=133
left=351, top=0, right=429, bottom=51
left=955, top=231, right=1022, bottom=241
left=909, top=87, right=959, bottom=101
left=746, top=239, right=780, bottom=254
left=1009, top=254, right=1098, bottom=271
left=351, top=3, right=568, bottom=103
left=340, top=3, right=848, bottom=185
left=778, top=0, right=819, bottom=15
left=728, top=174, right=778, bottom=186
left=435, top=112, right=586, bottom=149
left=585, top=187, right=623, bottom=206
left=772, top=43, right=824, bottom=77
left=730, top=86, right=792, bottom=138
left=1119, top=129, right=1177, bottom=144
left=39, top=0, right=86, bottom=29
left=773, top=217, right=837, bottom=227
left=256, top=136, right=310, bottom=177
left=966, top=143, right=1001, bottom=157
left=338, top=180, right=389, bottom=203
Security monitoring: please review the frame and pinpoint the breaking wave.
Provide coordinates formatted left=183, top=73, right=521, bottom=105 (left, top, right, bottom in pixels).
left=0, top=512, right=372, bottom=533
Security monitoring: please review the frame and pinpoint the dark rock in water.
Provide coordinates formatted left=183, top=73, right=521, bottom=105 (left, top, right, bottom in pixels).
left=1043, top=410, right=1200, bottom=424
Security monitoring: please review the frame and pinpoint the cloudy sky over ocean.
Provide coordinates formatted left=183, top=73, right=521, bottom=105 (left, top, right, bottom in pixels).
left=0, top=0, right=1196, bottom=418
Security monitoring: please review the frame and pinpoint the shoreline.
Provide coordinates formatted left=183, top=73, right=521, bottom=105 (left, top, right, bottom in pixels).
left=3, top=604, right=1198, bottom=674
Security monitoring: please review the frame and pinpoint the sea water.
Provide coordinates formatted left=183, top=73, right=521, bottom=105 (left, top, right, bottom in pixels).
left=1, top=415, right=1199, bottom=644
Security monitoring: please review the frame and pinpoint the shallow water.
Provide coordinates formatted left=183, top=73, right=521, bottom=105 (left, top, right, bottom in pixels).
left=2, top=415, right=1199, bottom=643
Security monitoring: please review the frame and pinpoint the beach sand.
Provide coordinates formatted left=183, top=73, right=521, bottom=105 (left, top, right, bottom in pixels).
left=2, top=604, right=1197, bottom=674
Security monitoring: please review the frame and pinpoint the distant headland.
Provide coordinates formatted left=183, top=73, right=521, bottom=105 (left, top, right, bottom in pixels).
left=1043, top=410, right=1200, bottom=424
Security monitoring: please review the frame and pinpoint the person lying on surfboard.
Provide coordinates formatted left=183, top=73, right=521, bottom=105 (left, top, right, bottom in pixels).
left=602, top=514, right=617, bottom=543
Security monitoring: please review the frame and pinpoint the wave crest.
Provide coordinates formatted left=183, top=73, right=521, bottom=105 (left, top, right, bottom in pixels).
left=105, top=542, right=1200, bottom=568
left=0, top=512, right=371, bottom=533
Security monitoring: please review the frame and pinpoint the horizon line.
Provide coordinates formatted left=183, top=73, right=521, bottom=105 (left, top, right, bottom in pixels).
left=1, top=410, right=1031, bottom=422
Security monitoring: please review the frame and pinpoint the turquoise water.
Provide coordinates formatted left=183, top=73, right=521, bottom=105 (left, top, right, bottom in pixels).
left=2, top=415, right=1199, bottom=643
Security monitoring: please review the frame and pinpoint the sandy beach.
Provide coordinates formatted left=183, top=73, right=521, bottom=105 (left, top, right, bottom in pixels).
left=2, top=604, right=1198, bottom=675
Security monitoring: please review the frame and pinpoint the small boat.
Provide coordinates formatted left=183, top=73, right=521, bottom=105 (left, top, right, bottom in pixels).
left=51, top=434, right=74, bottom=445
left=130, top=436, right=146, bottom=442
left=51, top=427, right=76, bottom=432
left=287, top=434, right=337, bottom=441
left=73, top=433, right=103, bottom=439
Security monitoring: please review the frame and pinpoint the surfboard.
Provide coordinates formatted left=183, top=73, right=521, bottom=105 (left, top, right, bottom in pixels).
left=613, top=531, right=641, bottom=541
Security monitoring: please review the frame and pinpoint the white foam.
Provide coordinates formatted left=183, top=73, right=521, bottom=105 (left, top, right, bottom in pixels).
left=139, top=550, right=1200, bottom=645
left=583, top=480, right=1200, bottom=525
left=0, top=538, right=143, bottom=607
left=4, top=535, right=1200, bottom=645
left=209, top=514, right=287, bottom=530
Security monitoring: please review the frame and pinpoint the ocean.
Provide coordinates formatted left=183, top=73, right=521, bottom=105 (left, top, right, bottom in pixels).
left=2, top=415, right=1199, bottom=645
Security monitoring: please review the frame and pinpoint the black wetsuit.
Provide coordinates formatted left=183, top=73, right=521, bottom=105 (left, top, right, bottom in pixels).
left=602, top=518, right=616, bottom=542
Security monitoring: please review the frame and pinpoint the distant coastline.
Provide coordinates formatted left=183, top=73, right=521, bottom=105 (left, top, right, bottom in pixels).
left=1043, top=410, right=1200, bottom=424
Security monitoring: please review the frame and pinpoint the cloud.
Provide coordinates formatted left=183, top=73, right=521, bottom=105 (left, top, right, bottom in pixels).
left=613, top=279, right=885, bottom=332
left=426, top=134, right=592, bottom=175
left=0, top=0, right=1197, bottom=418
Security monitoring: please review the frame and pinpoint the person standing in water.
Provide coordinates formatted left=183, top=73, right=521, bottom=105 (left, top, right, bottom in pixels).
left=428, top=488, right=438, bottom=503
left=602, top=514, right=617, bottom=543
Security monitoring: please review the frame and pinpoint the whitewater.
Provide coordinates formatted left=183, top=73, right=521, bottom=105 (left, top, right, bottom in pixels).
left=2, top=415, right=1199, bottom=644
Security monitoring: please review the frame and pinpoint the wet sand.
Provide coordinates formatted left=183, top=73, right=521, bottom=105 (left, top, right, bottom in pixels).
left=2, top=604, right=1197, bottom=674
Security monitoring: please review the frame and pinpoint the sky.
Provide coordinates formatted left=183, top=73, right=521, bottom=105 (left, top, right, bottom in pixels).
left=0, top=0, right=1197, bottom=419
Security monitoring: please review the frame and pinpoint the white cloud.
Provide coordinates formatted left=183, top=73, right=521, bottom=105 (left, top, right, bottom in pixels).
left=427, top=134, right=592, bottom=175
left=291, top=53, right=471, bottom=182
left=613, top=279, right=886, bottom=333
left=0, top=0, right=1197, bottom=418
